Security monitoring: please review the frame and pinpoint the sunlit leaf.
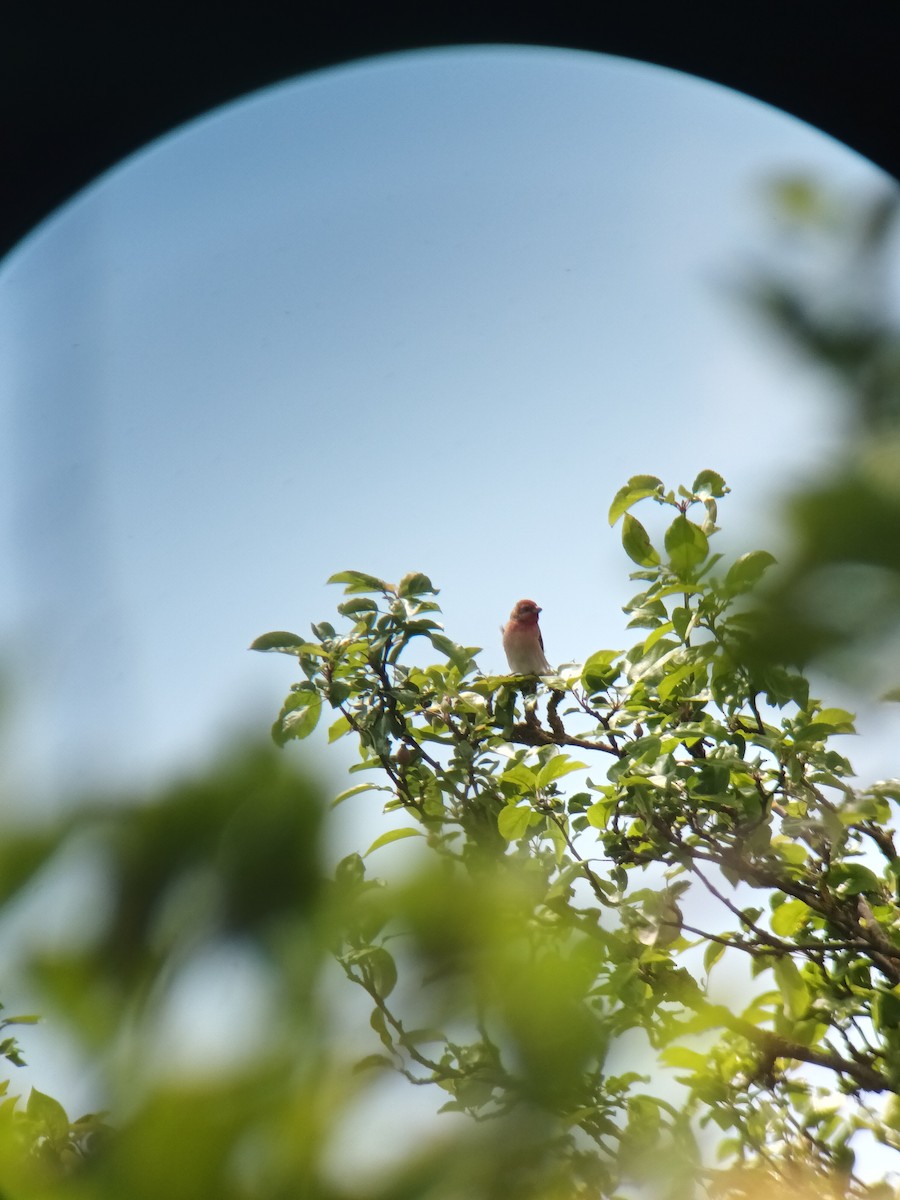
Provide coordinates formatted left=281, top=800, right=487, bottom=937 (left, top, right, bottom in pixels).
left=621, top=513, right=661, bottom=567
left=536, top=756, right=587, bottom=789
left=327, top=570, right=393, bottom=594
left=691, top=469, right=729, bottom=498
left=364, top=827, right=423, bottom=855
left=664, top=515, right=709, bottom=575
left=608, top=474, right=664, bottom=525
left=249, top=630, right=308, bottom=653
left=659, top=1046, right=708, bottom=1072
left=582, top=650, right=620, bottom=693
left=773, top=957, right=809, bottom=1019
left=770, top=899, right=810, bottom=937
left=397, top=572, right=438, bottom=597
left=273, top=689, right=322, bottom=745
left=332, top=782, right=384, bottom=807
left=498, top=805, right=535, bottom=841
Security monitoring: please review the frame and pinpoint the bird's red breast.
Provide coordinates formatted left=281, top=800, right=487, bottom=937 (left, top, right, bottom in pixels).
left=502, top=599, right=551, bottom=673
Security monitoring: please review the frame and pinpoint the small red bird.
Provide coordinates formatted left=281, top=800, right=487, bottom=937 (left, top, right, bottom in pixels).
left=502, top=599, right=552, bottom=675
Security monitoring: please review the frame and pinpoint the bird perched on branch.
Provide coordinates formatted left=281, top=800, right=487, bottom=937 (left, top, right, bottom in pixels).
left=502, top=599, right=552, bottom=675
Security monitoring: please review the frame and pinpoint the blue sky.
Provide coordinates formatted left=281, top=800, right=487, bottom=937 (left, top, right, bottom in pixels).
left=0, top=43, right=896, bottom=810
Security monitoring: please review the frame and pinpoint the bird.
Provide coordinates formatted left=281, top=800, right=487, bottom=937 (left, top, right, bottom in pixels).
left=502, top=599, right=552, bottom=675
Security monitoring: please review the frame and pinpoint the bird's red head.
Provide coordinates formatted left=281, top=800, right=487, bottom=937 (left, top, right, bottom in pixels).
left=510, top=599, right=542, bottom=623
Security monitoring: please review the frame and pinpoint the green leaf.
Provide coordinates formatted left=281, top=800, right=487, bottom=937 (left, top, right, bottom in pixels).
left=671, top=606, right=693, bottom=641
left=813, top=707, right=856, bottom=732
left=691, top=469, right=729, bottom=498
left=703, top=941, right=727, bottom=974
left=397, top=572, right=438, bottom=598
left=273, top=690, right=322, bottom=745
left=502, top=763, right=538, bottom=791
left=621, top=513, right=661, bottom=567
left=829, top=862, right=881, bottom=896
left=664, top=515, right=709, bottom=575
left=625, top=734, right=662, bottom=763
left=770, top=899, right=810, bottom=937
left=498, top=804, right=535, bottom=842
left=608, top=475, right=664, bottom=525
left=328, top=715, right=352, bottom=743
left=773, top=956, right=809, bottom=1019
left=428, top=632, right=480, bottom=673
left=249, top=630, right=307, bottom=653
left=582, top=650, right=620, bottom=693
left=338, top=597, right=379, bottom=617
left=327, top=570, right=392, bottom=594
left=364, top=828, right=423, bottom=855
left=656, top=659, right=703, bottom=702
left=536, top=756, right=587, bottom=789
left=874, top=989, right=900, bottom=1032
left=643, top=621, right=675, bottom=652
left=352, top=1054, right=393, bottom=1074
left=327, top=680, right=351, bottom=707
left=332, top=782, right=383, bottom=808
left=770, top=838, right=806, bottom=867
left=26, top=1088, right=69, bottom=1141
left=659, top=1046, right=708, bottom=1072
left=724, top=550, right=777, bottom=594
left=360, top=947, right=398, bottom=998
left=369, top=1005, right=392, bottom=1049
left=678, top=1003, right=734, bottom=1035
left=586, top=799, right=614, bottom=830
left=335, top=853, right=365, bottom=885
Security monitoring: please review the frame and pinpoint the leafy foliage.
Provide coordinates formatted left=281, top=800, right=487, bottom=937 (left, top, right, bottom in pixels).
left=246, top=473, right=900, bottom=1197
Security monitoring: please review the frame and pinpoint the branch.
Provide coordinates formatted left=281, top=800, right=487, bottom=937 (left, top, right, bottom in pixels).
left=691, top=846, right=900, bottom=983
left=508, top=722, right=622, bottom=757
left=860, top=819, right=899, bottom=866
left=856, top=896, right=900, bottom=984
left=728, top=1015, right=891, bottom=1094
left=689, top=862, right=799, bottom=954
left=545, top=811, right=611, bottom=907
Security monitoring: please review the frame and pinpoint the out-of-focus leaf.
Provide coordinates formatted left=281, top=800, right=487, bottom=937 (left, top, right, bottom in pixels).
left=724, top=550, right=777, bottom=594
left=26, top=1088, right=69, bottom=1142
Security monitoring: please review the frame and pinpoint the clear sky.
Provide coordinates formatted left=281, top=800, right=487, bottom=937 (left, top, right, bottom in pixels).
left=1, top=39, right=900, bottom=1136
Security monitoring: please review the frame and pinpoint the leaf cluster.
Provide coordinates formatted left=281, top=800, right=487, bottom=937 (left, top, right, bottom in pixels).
left=251, top=473, right=900, bottom=1197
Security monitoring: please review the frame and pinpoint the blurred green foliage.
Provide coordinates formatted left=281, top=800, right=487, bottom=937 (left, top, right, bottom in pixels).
left=742, top=176, right=900, bottom=434
left=738, top=176, right=900, bottom=688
